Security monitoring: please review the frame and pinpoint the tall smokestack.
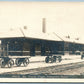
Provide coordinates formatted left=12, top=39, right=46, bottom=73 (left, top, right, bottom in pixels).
left=42, top=18, right=46, bottom=33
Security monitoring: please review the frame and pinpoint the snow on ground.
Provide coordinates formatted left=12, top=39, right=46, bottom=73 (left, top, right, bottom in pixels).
left=0, top=55, right=84, bottom=74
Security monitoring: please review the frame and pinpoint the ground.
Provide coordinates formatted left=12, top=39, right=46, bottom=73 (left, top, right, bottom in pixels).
left=0, top=54, right=84, bottom=78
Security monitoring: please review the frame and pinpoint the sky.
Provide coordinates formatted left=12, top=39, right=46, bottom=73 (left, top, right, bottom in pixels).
left=0, top=1, right=84, bottom=41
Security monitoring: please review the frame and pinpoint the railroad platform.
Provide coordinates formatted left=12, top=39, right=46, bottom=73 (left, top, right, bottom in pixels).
left=0, top=55, right=84, bottom=74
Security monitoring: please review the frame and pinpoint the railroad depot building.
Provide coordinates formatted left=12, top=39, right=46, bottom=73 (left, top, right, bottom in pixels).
left=0, top=26, right=84, bottom=57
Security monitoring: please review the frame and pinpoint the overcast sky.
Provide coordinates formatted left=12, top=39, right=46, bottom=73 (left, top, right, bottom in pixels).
left=0, top=2, right=84, bottom=39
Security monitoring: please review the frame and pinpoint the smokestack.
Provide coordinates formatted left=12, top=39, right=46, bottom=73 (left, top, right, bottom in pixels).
left=42, top=18, right=46, bottom=33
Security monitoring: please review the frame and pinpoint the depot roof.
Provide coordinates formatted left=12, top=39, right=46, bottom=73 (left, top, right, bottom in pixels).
left=0, top=28, right=83, bottom=44
left=0, top=28, right=62, bottom=42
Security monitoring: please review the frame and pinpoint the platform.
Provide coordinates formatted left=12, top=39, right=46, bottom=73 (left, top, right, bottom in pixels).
left=0, top=55, right=84, bottom=74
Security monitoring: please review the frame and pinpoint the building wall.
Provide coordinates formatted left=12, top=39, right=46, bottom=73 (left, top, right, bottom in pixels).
left=2, top=38, right=84, bottom=56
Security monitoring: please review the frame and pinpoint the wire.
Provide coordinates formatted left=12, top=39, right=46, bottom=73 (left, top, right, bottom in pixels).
left=53, top=32, right=64, bottom=41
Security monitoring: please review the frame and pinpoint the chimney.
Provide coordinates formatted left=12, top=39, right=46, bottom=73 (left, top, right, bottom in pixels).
left=42, top=18, right=46, bottom=33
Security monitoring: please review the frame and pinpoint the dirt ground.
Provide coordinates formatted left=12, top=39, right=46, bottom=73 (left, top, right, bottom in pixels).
left=1, top=55, right=84, bottom=78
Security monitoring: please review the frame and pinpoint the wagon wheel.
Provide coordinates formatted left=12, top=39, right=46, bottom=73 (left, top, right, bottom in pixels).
left=81, top=55, right=84, bottom=59
left=45, top=56, right=49, bottom=63
left=58, top=56, right=62, bottom=62
left=23, top=58, right=29, bottom=67
left=53, top=56, right=56, bottom=62
left=0, top=59, right=6, bottom=68
left=8, top=59, right=14, bottom=68
left=15, top=59, right=21, bottom=67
